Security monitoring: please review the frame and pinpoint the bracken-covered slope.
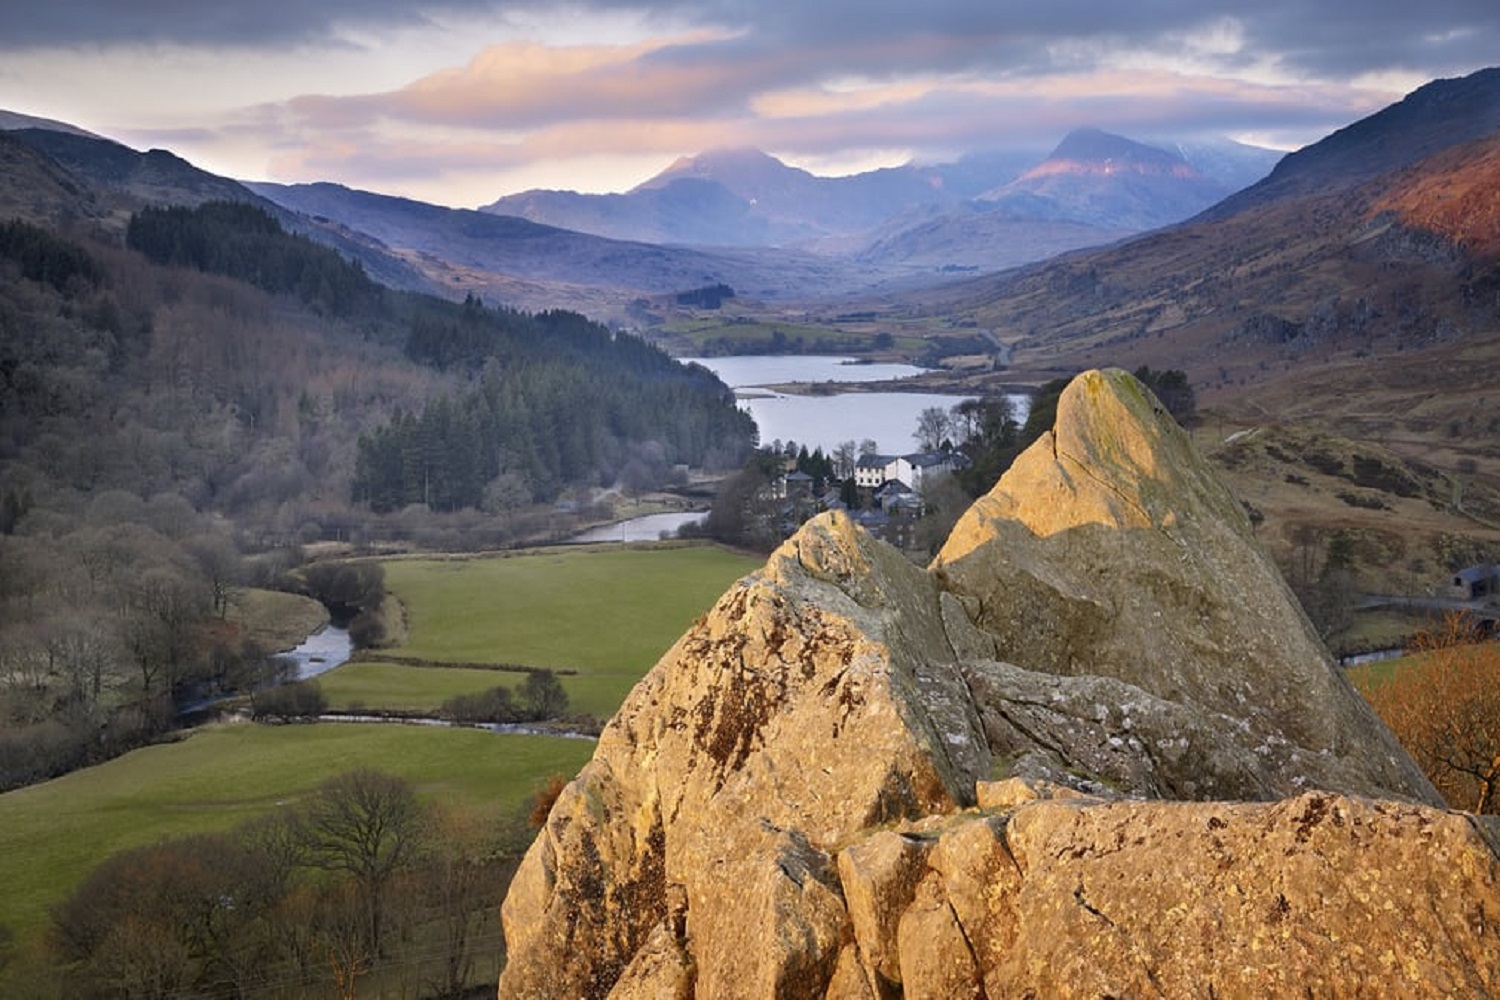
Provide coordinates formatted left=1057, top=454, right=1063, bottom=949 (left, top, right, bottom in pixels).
left=498, top=370, right=1495, bottom=1000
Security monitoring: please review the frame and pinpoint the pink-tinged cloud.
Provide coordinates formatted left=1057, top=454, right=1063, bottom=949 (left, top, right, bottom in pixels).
left=263, top=69, right=1385, bottom=191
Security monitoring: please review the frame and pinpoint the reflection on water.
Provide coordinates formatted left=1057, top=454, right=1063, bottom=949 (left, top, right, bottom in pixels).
left=686, top=355, right=1028, bottom=456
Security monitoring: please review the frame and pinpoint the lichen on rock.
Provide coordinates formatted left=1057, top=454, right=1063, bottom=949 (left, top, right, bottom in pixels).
left=499, top=369, right=1489, bottom=999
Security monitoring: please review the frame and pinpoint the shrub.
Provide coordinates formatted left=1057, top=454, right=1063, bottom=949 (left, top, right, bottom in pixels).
left=1358, top=611, right=1500, bottom=813
left=250, top=680, right=328, bottom=720
left=441, top=686, right=519, bottom=724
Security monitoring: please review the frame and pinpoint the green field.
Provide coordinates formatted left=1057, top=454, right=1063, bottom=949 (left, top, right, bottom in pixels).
left=375, top=544, right=760, bottom=717
left=0, top=541, right=759, bottom=980
left=317, top=661, right=521, bottom=712
left=0, top=723, right=593, bottom=944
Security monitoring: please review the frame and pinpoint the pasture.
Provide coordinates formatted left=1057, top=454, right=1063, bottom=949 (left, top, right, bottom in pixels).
left=0, top=722, right=593, bottom=944
left=0, top=541, right=759, bottom=961
left=368, top=543, right=760, bottom=717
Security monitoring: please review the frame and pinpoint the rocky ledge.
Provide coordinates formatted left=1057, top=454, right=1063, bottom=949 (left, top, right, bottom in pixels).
left=499, top=369, right=1498, bottom=999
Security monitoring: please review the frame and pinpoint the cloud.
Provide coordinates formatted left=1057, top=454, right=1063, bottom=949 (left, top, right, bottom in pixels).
left=0, top=0, right=485, bottom=48
left=5, top=0, right=1497, bottom=205
left=6, top=1, right=1498, bottom=83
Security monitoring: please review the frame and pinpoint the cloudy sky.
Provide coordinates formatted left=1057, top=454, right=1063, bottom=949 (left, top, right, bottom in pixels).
left=1, top=1, right=1496, bottom=208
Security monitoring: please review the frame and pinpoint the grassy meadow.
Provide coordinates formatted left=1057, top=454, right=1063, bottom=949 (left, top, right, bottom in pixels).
left=1345, top=651, right=1424, bottom=692
left=365, top=543, right=761, bottom=717
left=0, top=723, right=594, bottom=944
left=0, top=540, right=760, bottom=974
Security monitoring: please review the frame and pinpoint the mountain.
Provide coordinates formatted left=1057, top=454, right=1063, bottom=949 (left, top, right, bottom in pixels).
left=484, top=136, right=1277, bottom=259
left=0, top=109, right=99, bottom=139
left=1204, top=66, right=1500, bottom=219
left=499, top=369, right=1490, bottom=997
left=3, top=127, right=438, bottom=295
left=4, top=111, right=1280, bottom=318
left=244, top=179, right=880, bottom=311
left=974, top=128, right=1239, bottom=231
left=1161, top=135, right=1285, bottom=193
left=926, top=68, right=1500, bottom=421
left=840, top=131, right=1275, bottom=271
left=483, top=146, right=978, bottom=247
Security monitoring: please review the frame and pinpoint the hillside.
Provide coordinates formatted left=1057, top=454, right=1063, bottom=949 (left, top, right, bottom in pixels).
left=0, top=153, right=758, bottom=790
left=0, top=194, right=755, bottom=534
left=848, top=67, right=1500, bottom=615
left=6, top=128, right=439, bottom=296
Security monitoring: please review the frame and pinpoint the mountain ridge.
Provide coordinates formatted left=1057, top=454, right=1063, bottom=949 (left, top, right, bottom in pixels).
left=482, top=132, right=1278, bottom=251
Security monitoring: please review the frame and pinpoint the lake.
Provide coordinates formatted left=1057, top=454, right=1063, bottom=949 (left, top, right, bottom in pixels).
left=568, top=511, right=706, bottom=543
left=685, top=356, right=1029, bottom=456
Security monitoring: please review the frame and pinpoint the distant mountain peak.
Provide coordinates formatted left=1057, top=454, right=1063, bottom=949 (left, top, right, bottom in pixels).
left=632, top=148, right=813, bottom=197
left=1029, top=128, right=1198, bottom=179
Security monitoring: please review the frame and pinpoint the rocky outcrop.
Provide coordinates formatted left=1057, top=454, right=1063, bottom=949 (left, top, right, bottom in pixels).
left=932, top=369, right=1434, bottom=802
left=499, top=369, right=1491, bottom=999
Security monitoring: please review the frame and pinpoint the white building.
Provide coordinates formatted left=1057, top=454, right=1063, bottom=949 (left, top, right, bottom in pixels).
left=854, top=451, right=963, bottom=492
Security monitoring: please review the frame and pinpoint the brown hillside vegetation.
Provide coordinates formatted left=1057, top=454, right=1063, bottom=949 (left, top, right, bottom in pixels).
left=1374, top=130, right=1500, bottom=257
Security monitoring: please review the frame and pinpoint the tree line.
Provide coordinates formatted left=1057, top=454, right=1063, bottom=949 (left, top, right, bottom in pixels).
left=351, top=355, right=752, bottom=514
left=126, top=201, right=377, bottom=318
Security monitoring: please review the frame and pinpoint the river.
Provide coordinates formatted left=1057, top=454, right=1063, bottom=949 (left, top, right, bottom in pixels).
left=685, top=355, right=1030, bottom=455
left=285, top=625, right=353, bottom=680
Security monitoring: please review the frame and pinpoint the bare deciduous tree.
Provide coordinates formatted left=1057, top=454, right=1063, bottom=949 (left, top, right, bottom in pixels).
left=300, top=768, right=426, bottom=954
left=914, top=406, right=952, bottom=452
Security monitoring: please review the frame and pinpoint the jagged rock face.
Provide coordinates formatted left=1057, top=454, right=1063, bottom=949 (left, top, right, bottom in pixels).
left=932, top=368, right=1435, bottom=802
left=499, top=369, right=1475, bottom=999
left=501, top=515, right=990, bottom=998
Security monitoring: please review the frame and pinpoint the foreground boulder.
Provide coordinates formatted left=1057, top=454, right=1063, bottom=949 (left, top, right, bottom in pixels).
left=931, top=369, right=1433, bottom=802
left=499, top=370, right=1489, bottom=999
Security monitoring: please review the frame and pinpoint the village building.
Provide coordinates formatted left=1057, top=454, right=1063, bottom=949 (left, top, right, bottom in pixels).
left=1451, top=564, right=1500, bottom=601
left=853, top=451, right=965, bottom=492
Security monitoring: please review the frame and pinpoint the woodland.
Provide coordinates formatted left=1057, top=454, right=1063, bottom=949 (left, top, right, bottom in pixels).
left=0, top=201, right=756, bottom=791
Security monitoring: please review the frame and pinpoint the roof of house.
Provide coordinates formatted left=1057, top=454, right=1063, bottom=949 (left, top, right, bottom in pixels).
left=907, top=452, right=952, bottom=468
left=856, top=454, right=894, bottom=469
